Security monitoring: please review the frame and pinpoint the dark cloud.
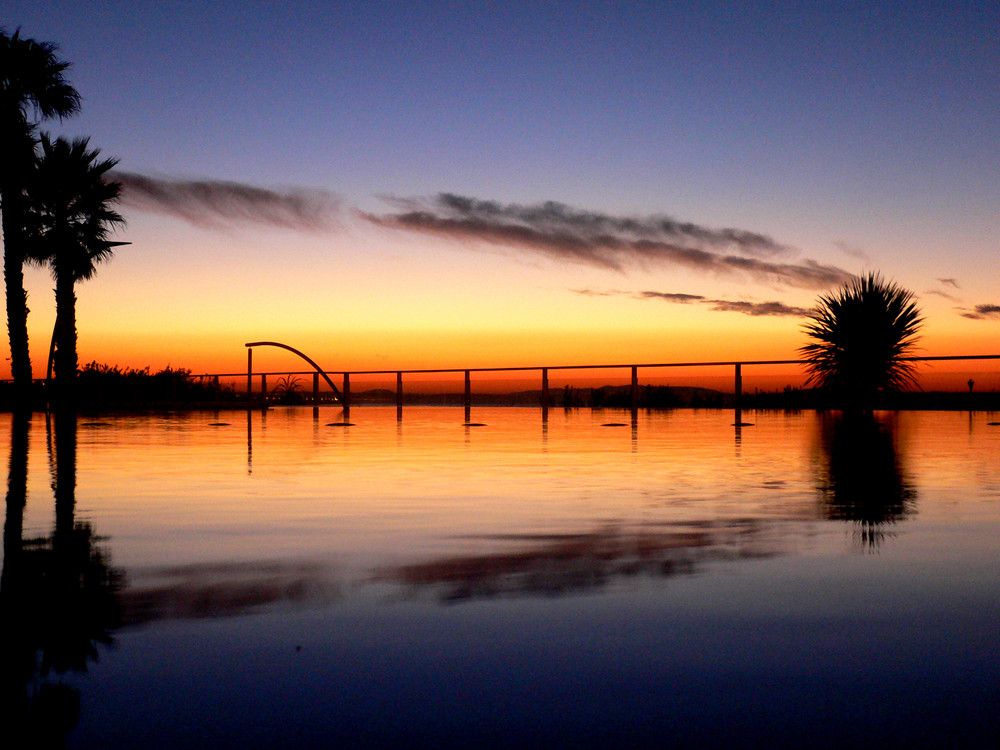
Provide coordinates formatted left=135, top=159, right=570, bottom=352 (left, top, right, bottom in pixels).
left=961, top=304, right=1000, bottom=320
left=366, top=193, right=850, bottom=289
left=938, top=278, right=960, bottom=288
left=114, top=171, right=341, bottom=230
left=576, top=288, right=811, bottom=317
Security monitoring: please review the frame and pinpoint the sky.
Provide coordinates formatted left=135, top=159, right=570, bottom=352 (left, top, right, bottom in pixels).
left=3, top=1, right=999, bottom=389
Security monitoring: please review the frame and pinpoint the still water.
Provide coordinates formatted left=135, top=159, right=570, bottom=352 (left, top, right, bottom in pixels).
left=2, top=407, right=998, bottom=747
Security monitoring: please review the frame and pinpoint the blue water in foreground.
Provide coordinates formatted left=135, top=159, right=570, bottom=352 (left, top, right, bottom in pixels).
left=3, top=408, right=998, bottom=747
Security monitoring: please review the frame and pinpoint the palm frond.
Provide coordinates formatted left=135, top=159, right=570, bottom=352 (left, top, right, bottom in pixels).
left=0, top=28, right=81, bottom=122
left=29, top=134, right=126, bottom=281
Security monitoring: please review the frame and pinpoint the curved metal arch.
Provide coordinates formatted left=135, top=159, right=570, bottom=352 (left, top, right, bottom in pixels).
left=245, top=341, right=341, bottom=401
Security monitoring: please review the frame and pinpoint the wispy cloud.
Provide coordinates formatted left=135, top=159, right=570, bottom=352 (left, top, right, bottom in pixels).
left=834, top=241, right=869, bottom=262
left=574, top=288, right=812, bottom=317
left=704, top=300, right=812, bottom=317
left=924, top=289, right=960, bottom=302
left=366, top=193, right=850, bottom=289
left=961, top=304, right=1000, bottom=320
left=114, top=172, right=342, bottom=230
left=572, top=288, right=630, bottom=297
left=938, top=278, right=960, bottom=288
left=637, top=291, right=706, bottom=303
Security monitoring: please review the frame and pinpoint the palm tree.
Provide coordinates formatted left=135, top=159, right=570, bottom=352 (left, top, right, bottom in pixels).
left=29, top=135, right=125, bottom=405
left=0, top=28, right=80, bottom=402
left=800, top=272, right=923, bottom=411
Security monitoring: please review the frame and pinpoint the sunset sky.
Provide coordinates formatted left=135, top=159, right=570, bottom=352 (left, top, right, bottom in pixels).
left=4, top=1, right=998, bottom=389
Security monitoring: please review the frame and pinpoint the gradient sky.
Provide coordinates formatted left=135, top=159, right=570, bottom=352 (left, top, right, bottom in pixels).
left=4, top=1, right=999, bottom=386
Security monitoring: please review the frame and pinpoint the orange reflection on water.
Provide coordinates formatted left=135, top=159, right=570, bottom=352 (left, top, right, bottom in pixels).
left=5, top=408, right=823, bottom=573
left=5, top=406, right=999, bottom=606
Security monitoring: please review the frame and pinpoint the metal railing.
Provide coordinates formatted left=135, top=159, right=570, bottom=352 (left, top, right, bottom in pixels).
left=221, top=343, right=1000, bottom=417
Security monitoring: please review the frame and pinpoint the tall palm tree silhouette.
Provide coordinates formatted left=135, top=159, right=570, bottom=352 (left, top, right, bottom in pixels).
left=0, top=28, right=80, bottom=402
left=800, top=272, right=923, bottom=412
left=30, top=135, right=125, bottom=405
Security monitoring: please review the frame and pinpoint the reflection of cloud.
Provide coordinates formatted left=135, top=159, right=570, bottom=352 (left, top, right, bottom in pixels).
left=114, top=171, right=342, bottom=230
left=377, top=522, right=784, bottom=602
left=960, top=304, right=1000, bottom=320
left=119, top=560, right=341, bottom=624
left=575, top=288, right=810, bottom=316
left=366, top=194, right=850, bottom=288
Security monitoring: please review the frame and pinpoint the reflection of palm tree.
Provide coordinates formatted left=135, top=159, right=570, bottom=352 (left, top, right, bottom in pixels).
left=1, top=410, right=32, bottom=718
left=800, top=273, right=923, bottom=412
left=0, top=409, right=124, bottom=743
left=0, top=29, right=80, bottom=398
left=815, top=412, right=916, bottom=549
left=44, top=410, right=123, bottom=672
left=30, top=135, right=125, bottom=405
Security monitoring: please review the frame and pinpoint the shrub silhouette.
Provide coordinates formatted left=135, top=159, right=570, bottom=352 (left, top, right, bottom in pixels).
left=800, top=272, right=923, bottom=411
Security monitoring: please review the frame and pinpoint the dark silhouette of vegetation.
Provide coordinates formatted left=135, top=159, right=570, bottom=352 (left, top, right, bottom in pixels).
left=271, top=375, right=304, bottom=404
left=29, top=135, right=125, bottom=406
left=801, top=272, right=923, bottom=412
left=75, top=362, right=236, bottom=407
left=0, top=28, right=80, bottom=400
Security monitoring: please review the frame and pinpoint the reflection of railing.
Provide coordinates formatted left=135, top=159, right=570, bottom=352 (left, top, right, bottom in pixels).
left=216, top=351, right=1000, bottom=418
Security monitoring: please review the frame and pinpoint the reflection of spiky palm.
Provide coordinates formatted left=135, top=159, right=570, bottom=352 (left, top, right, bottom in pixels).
left=801, top=273, right=923, bottom=410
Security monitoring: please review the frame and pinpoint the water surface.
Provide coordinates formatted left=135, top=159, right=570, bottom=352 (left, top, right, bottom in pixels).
left=2, top=408, right=998, bottom=747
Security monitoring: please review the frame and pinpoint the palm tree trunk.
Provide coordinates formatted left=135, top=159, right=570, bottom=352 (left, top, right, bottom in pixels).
left=1, top=188, right=33, bottom=404
left=52, top=273, right=77, bottom=407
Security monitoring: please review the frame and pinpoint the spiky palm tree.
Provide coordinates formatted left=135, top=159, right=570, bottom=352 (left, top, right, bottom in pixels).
left=0, top=28, right=80, bottom=402
left=30, top=135, right=125, bottom=405
left=800, top=272, right=923, bottom=411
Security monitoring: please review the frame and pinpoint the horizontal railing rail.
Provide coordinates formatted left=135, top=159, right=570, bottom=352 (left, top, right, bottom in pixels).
left=197, top=354, right=1000, bottom=380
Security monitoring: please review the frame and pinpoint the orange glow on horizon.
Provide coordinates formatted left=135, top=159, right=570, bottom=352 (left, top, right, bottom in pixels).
left=7, top=317, right=999, bottom=395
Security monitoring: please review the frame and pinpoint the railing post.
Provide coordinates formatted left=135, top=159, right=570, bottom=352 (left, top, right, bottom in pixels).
left=260, top=374, right=267, bottom=406
left=397, top=371, right=404, bottom=421
left=246, top=348, right=253, bottom=402
left=631, top=365, right=639, bottom=414
left=313, top=372, right=319, bottom=404
left=734, top=363, right=743, bottom=423
left=464, top=370, right=472, bottom=423
left=541, top=368, right=549, bottom=408
left=342, top=373, right=351, bottom=408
